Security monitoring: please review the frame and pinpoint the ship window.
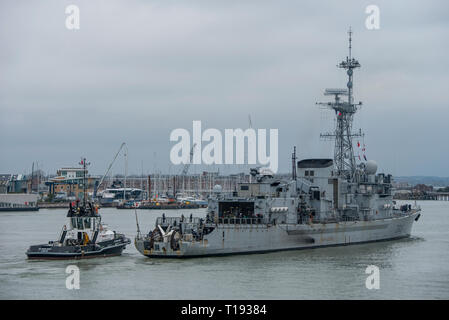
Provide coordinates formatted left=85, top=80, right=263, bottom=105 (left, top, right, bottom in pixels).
left=310, top=170, right=315, bottom=176
left=305, top=170, right=309, bottom=176
left=218, top=202, right=254, bottom=218
left=77, top=218, right=84, bottom=229
left=84, top=218, right=91, bottom=229
left=240, top=185, right=249, bottom=191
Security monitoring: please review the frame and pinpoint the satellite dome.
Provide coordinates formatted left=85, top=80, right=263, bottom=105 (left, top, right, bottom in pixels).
left=365, top=160, right=378, bottom=175
left=213, top=184, right=222, bottom=193
left=259, top=168, right=274, bottom=177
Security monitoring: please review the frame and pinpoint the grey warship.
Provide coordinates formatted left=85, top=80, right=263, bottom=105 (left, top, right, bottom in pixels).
left=135, top=30, right=421, bottom=258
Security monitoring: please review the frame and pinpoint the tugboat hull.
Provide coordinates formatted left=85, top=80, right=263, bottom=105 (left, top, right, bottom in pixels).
left=26, top=239, right=130, bottom=260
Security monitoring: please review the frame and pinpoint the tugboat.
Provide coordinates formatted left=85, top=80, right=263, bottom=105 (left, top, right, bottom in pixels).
left=26, top=158, right=131, bottom=260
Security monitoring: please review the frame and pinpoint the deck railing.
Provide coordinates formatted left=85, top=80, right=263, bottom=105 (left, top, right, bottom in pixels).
left=155, top=216, right=267, bottom=227
left=156, top=216, right=202, bottom=226
left=217, top=217, right=266, bottom=225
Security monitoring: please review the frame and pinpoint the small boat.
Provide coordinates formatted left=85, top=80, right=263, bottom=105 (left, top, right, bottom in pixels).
left=26, top=158, right=130, bottom=260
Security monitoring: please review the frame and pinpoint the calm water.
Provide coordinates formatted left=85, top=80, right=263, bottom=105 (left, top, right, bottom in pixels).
left=1, top=201, right=448, bottom=299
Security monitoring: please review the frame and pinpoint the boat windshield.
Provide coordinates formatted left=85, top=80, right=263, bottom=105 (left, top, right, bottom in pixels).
left=70, top=217, right=94, bottom=230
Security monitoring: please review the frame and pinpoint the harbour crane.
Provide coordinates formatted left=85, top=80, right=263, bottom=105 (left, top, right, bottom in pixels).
left=94, top=142, right=128, bottom=199
left=181, top=143, right=196, bottom=176
left=179, top=143, right=196, bottom=195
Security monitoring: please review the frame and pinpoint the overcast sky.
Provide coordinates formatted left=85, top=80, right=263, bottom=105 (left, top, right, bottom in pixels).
left=0, top=0, right=448, bottom=177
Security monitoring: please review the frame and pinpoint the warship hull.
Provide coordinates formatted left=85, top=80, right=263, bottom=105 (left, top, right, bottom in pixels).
left=135, top=210, right=420, bottom=258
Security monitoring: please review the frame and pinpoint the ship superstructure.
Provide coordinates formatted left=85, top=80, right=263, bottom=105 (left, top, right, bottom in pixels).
left=135, top=30, right=421, bottom=258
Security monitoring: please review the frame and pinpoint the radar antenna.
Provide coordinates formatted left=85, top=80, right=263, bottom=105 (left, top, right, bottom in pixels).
left=317, top=28, right=363, bottom=179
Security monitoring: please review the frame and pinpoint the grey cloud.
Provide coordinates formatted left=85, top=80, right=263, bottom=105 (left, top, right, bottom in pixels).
left=0, top=0, right=448, bottom=176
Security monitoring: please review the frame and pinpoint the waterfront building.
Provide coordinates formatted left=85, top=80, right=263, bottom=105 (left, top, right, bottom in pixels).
left=46, top=167, right=99, bottom=200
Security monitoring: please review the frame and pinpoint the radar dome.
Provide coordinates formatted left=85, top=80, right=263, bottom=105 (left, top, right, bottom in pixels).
left=365, top=160, right=378, bottom=175
left=259, top=168, right=274, bottom=177
left=213, top=184, right=222, bottom=193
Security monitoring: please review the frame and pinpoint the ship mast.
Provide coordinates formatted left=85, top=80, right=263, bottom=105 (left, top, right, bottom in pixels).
left=317, top=28, right=363, bottom=180
left=291, top=146, right=297, bottom=180
left=80, top=157, right=90, bottom=207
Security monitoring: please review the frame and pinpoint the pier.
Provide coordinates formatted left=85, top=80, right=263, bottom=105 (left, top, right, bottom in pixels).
left=433, top=192, right=449, bottom=201
left=394, top=191, right=449, bottom=201
left=38, top=202, right=70, bottom=208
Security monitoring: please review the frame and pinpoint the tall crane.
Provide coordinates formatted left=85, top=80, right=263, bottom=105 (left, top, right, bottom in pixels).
left=181, top=143, right=196, bottom=176
left=179, top=143, right=196, bottom=195
left=94, top=142, right=128, bottom=199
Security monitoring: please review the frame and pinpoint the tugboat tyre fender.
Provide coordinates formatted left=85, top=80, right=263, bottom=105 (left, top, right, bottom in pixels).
left=170, top=232, right=180, bottom=250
